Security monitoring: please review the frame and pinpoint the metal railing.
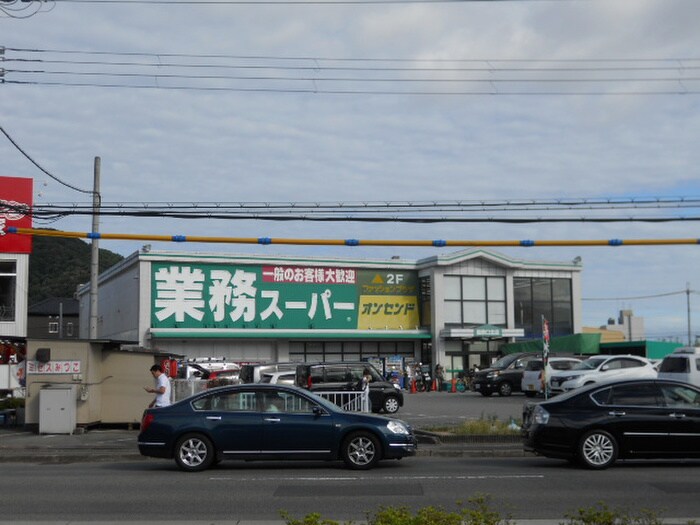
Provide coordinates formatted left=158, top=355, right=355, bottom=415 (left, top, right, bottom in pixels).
left=315, top=388, right=370, bottom=413
left=170, top=379, right=370, bottom=413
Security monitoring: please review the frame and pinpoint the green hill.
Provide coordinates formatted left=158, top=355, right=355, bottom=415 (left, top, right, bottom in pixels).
left=28, top=236, right=124, bottom=306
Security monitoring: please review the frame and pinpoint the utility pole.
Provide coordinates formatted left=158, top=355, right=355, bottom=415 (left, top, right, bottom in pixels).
left=89, top=157, right=100, bottom=340
left=687, top=282, right=692, bottom=347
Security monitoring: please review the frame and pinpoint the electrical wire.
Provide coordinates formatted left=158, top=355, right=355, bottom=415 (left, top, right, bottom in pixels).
left=4, top=197, right=700, bottom=223
left=0, top=124, right=94, bottom=195
left=4, top=48, right=700, bottom=95
left=583, top=290, right=699, bottom=301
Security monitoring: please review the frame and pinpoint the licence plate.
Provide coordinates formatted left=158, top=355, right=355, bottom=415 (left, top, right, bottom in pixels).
left=473, top=383, right=481, bottom=390
left=527, top=385, right=535, bottom=391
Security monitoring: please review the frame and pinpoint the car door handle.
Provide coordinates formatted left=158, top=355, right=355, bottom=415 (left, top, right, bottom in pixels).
left=669, top=413, right=687, bottom=419
left=206, top=416, right=222, bottom=420
left=608, top=411, right=626, bottom=417
left=264, top=417, right=281, bottom=422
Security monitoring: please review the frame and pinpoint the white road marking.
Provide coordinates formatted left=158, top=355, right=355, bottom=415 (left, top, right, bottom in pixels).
left=209, top=474, right=544, bottom=481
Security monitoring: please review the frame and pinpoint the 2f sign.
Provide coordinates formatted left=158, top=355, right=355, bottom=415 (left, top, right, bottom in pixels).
left=386, top=274, right=404, bottom=284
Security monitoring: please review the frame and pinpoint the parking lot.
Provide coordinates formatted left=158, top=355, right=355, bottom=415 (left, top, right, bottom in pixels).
left=393, top=388, right=529, bottom=428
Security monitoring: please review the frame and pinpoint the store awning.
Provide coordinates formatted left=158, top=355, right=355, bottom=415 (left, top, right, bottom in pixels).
left=149, top=328, right=432, bottom=340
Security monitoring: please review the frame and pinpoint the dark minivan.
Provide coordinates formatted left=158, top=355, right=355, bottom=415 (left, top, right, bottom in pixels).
left=295, top=362, right=404, bottom=414
left=472, top=352, right=541, bottom=397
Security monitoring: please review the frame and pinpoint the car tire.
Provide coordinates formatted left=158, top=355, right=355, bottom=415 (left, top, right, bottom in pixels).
left=498, top=382, right=513, bottom=397
left=383, top=395, right=400, bottom=414
left=578, top=430, right=618, bottom=470
left=524, top=391, right=537, bottom=398
left=174, top=433, right=216, bottom=472
left=341, top=431, right=381, bottom=470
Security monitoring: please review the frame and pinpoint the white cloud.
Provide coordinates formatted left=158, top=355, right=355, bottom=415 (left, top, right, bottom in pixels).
left=2, top=0, right=700, bottom=339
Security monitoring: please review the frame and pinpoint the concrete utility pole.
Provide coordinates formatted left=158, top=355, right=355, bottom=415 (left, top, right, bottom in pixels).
left=89, top=157, right=100, bottom=340
left=687, top=282, right=692, bottom=347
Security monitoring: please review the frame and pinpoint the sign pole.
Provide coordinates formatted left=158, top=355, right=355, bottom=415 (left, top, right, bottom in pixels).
left=542, top=315, right=550, bottom=399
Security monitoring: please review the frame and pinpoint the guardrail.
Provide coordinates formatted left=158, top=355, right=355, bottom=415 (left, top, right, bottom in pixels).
left=315, top=388, right=370, bottom=412
left=170, top=379, right=370, bottom=413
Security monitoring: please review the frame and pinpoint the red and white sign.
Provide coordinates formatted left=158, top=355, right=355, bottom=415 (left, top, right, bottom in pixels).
left=27, top=360, right=81, bottom=374
left=262, top=265, right=357, bottom=284
left=0, top=176, right=33, bottom=254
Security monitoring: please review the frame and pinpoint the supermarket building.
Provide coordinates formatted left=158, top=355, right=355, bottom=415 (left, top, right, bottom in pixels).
left=76, top=247, right=582, bottom=376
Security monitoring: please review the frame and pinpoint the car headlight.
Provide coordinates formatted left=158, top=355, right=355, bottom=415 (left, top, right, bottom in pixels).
left=561, top=375, right=577, bottom=383
left=486, top=371, right=500, bottom=378
left=393, top=383, right=401, bottom=390
left=533, top=405, right=550, bottom=425
left=387, top=420, right=409, bottom=435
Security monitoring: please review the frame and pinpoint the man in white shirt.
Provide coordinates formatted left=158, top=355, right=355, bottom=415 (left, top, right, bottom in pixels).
left=145, top=364, right=172, bottom=408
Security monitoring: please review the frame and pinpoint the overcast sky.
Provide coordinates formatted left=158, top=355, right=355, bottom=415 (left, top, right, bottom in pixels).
left=1, top=0, right=699, bottom=342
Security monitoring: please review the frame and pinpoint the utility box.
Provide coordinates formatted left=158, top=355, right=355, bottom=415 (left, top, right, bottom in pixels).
left=39, top=385, right=77, bottom=434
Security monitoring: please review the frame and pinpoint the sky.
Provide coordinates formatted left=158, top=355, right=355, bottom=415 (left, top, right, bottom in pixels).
left=1, top=0, right=699, bottom=342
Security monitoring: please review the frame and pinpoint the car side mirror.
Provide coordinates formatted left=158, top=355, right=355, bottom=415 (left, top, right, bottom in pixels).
left=312, top=406, right=324, bottom=417
left=601, top=365, right=609, bottom=371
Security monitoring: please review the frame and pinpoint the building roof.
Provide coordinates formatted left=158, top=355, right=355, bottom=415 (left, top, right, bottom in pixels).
left=28, top=297, right=80, bottom=316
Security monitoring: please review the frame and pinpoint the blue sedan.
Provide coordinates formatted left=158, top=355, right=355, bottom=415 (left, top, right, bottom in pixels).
left=138, top=383, right=417, bottom=471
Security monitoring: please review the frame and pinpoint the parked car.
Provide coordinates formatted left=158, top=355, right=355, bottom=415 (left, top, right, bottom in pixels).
left=205, top=368, right=241, bottom=388
left=295, top=362, right=404, bottom=414
left=521, top=357, right=582, bottom=397
left=549, top=354, right=656, bottom=393
left=259, top=371, right=296, bottom=385
left=658, top=346, right=700, bottom=387
left=138, top=383, right=417, bottom=472
left=522, top=379, right=700, bottom=469
left=472, top=352, right=541, bottom=397
left=239, top=362, right=298, bottom=384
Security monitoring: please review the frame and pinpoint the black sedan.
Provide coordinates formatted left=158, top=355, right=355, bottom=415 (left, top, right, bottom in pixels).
left=138, top=383, right=417, bottom=472
left=522, top=379, right=700, bottom=469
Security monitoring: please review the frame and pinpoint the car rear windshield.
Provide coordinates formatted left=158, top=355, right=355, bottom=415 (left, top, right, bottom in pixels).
left=525, top=360, right=544, bottom=371
left=659, top=357, right=690, bottom=373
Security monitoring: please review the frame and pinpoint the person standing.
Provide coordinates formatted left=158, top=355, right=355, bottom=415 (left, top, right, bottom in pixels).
left=435, top=363, right=445, bottom=392
left=145, top=364, right=172, bottom=408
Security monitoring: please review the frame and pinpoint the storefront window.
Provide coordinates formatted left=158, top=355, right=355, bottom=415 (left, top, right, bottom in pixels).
left=443, top=275, right=506, bottom=327
left=514, top=277, right=572, bottom=338
left=419, top=276, right=432, bottom=328
left=289, top=341, right=414, bottom=361
left=0, top=261, right=17, bottom=322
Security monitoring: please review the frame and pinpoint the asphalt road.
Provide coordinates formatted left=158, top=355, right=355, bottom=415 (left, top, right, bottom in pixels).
left=2, top=456, right=699, bottom=523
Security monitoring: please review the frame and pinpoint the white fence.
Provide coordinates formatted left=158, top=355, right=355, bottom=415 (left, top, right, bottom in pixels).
left=170, top=379, right=370, bottom=412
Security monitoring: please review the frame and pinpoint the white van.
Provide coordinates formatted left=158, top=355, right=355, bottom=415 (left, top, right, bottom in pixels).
left=658, top=346, right=700, bottom=387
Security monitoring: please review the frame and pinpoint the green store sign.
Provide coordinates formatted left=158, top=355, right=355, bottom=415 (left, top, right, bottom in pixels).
left=151, top=262, right=420, bottom=331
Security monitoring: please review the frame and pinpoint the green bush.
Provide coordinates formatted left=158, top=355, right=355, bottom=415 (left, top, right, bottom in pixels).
left=561, top=502, right=665, bottom=525
left=426, top=413, right=520, bottom=436
left=281, top=494, right=512, bottom=525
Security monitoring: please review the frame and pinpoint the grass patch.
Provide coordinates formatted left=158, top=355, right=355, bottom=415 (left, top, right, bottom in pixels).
left=424, top=413, right=521, bottom=436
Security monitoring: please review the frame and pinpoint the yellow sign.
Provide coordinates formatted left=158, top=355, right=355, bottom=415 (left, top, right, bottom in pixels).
left=357, top=295, right=420, bottom=330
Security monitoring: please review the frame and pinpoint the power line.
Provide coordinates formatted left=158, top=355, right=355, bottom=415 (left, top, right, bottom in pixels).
left=0, top=124, right=94, bottom=195
left=14, top=0, right=603, bottom=5
left=8, top=197, right=700, bottom=223
left=583, top=290, right=699, bottom=301
left=4, top=48, right=700, bottom=95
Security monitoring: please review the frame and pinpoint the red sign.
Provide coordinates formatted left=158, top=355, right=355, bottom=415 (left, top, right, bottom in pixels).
left=0, top=176, right=33, bottom=254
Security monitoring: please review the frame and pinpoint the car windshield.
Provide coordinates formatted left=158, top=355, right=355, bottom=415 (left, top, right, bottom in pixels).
left=490, top=354, right=520, bottom=369
left=572, top=357, right=606, bottom=371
